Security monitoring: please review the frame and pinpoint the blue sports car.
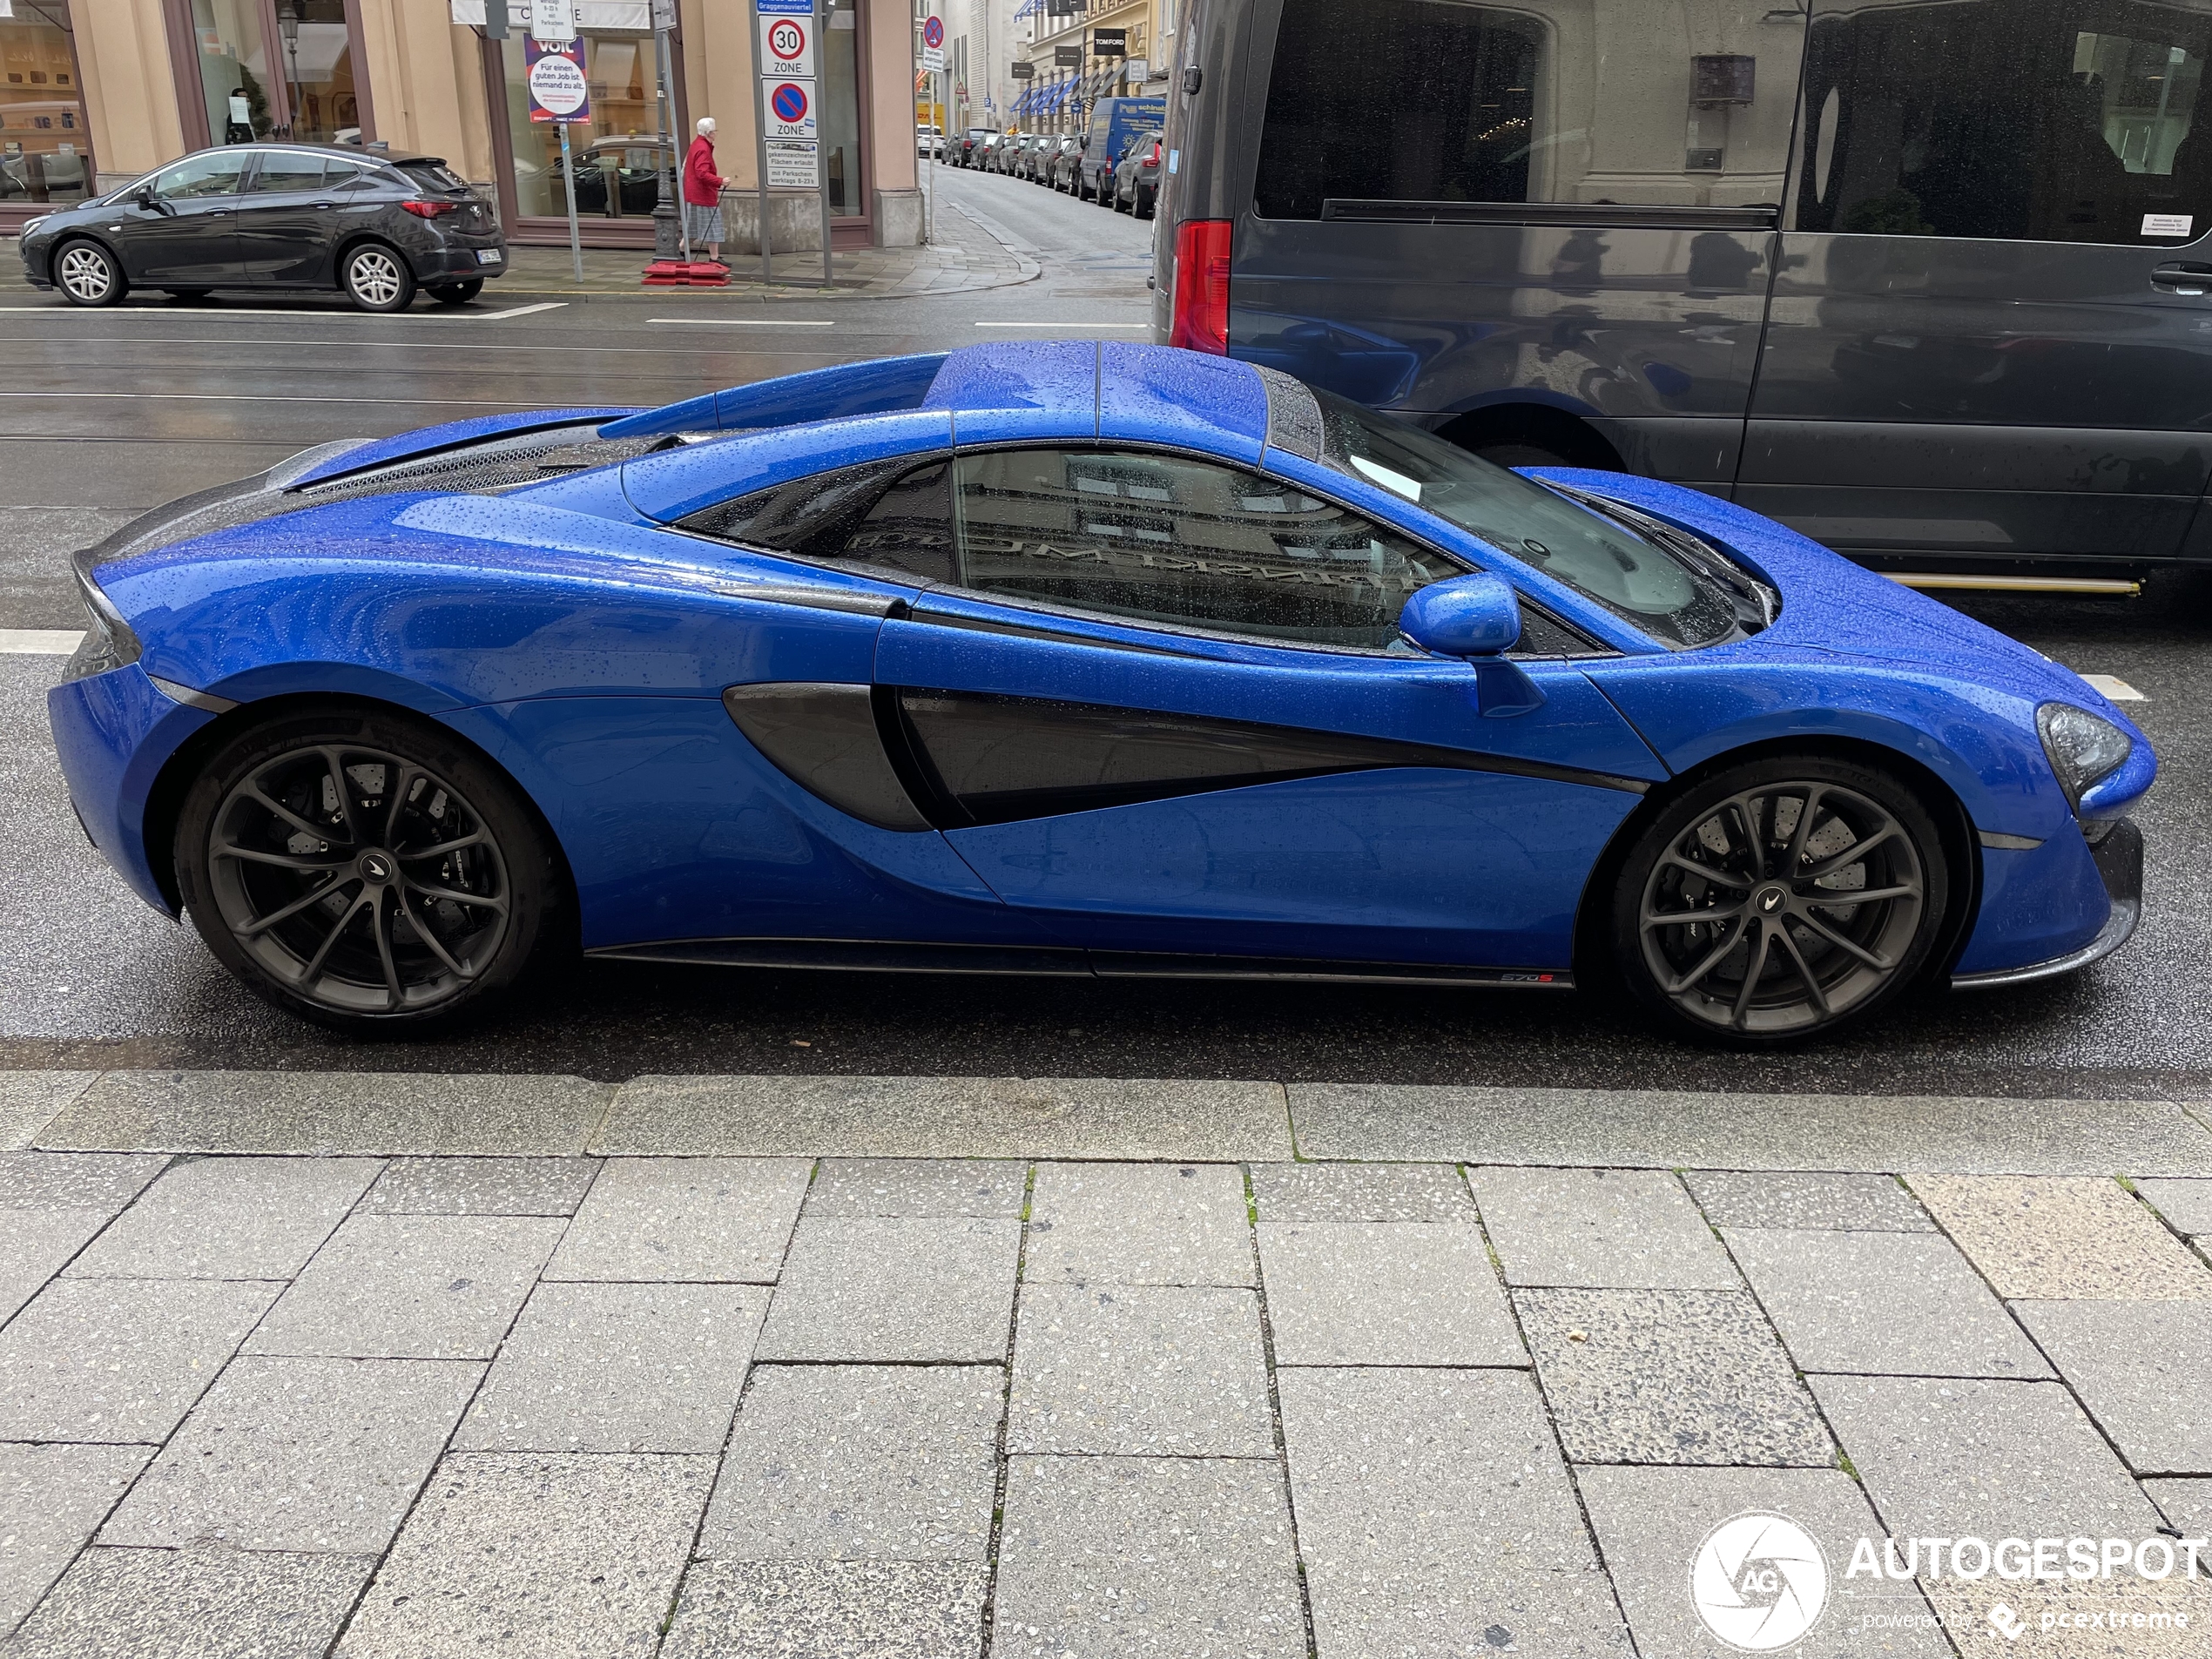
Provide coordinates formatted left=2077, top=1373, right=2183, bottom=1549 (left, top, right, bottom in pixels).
left=50, top=342, right=2153, bottom=1043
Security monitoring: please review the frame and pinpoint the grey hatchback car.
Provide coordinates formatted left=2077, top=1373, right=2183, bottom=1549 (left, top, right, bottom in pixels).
left=18, top=143, right=507, bottom=313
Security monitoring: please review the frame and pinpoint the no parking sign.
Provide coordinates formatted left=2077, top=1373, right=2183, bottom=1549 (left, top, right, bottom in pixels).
left=921, top=13, right=945, bottom=71
left=765, top=78, right=817, bottom=139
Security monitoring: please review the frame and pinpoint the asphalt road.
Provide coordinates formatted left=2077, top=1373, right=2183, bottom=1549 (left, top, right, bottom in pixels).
left=1, top=166, right=2204, bottom=1094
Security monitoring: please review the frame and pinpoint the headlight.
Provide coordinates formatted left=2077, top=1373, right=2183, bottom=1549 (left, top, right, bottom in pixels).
left=20, top=216, right=47, bottom=239
left=2036, top=703, right=2131, bottom=812
left=64, top=562, right=142, bottom=681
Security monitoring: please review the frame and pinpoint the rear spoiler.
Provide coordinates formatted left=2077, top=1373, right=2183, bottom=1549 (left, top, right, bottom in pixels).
left=598, top=353, right=949, bottom=442
left=287, top=408, right=642, bottom=489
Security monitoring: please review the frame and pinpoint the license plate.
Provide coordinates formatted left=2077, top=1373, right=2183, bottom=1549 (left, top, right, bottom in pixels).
left=475, top=249, right=502, bottom=266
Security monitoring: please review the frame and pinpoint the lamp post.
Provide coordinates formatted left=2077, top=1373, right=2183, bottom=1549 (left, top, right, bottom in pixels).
left=279, top=1, right=303, bottom=141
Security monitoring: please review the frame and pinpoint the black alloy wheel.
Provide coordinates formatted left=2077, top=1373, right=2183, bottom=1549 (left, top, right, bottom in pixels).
left=1612, top=756, right=1949, bottom=1042
left=55, top=239, right=125, bottom=307
left=427, top=278, right=485, bottom=306
left=177, top=710, right=557, bottom=1028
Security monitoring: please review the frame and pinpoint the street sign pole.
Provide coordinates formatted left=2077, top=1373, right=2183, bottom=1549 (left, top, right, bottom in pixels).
left=818, top=0, right=832, bottom=287
left=557, top=120, right=583, bottom=281
left=921, top=10, right=946, bottom=246
left=751, top=0, right=773, bottom=285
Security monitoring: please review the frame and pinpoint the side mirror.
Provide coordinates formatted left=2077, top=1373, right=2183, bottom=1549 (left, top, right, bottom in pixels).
left=1399, top=573, right=1521, bottom=657
left=1399, top=575, right=1546, bottom=718
left=132, top=185, right=157, bottom=210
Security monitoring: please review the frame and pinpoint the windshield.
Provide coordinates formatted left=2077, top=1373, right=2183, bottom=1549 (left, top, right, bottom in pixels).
left=1310, top=388, right=1749, bottom=649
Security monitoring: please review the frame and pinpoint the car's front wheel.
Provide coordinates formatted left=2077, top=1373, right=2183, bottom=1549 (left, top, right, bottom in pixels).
left=1611, top=755, right=1951, bottom=1043
left=55, top=239, right=125, bottom=307
left=342, top=242, right=415, bottom=312
left=176, top=708, right=561, bottom=1029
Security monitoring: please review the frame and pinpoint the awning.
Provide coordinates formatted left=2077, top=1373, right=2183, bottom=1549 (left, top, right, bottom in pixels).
left=448, top=2, right=652, bottom=28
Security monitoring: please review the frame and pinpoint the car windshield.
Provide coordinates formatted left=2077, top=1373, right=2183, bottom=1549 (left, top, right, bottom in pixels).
left=1309, top=388, right=1750, bottom=649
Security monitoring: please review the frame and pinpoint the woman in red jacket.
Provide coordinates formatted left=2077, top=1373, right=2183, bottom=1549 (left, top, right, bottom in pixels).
left=684, top=116, right=734, bottom=264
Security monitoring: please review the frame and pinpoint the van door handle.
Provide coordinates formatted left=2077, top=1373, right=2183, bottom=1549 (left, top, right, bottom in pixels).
left=2151, top=263, right=2212, bottom=293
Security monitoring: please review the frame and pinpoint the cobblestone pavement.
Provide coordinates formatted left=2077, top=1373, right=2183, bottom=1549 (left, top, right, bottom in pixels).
left=3, top=1072, right=2211, bottom=1656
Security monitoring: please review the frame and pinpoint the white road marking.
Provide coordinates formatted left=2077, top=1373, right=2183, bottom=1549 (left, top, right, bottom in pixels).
left=0, top=392, right=543, bottom=406
left=974, top=321, right=1150, bottom=328
left=649, top=318, right=837, bottom=327
left=0, top=336, right=849, bottom=354
left=0, top=629, right=85, bottom=655
left=0, top=300, right=569, bottom=320
left=2080, top=672, right=2148, bottom=702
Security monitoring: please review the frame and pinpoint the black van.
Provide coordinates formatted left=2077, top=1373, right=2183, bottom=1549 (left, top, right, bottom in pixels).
left=1154, top=0, right=2212, bottom=590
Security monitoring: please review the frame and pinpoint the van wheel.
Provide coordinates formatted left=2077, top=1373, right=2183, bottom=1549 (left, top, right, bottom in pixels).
left=342, top=243, right=415, bottom=312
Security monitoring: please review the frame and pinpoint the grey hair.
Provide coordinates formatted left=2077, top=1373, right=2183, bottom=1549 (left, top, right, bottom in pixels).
left=697, top=116, right=717, bottom=135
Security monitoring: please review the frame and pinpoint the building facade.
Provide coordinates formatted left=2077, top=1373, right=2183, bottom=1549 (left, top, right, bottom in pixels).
left=0, top=0, right=924, bottom=247
left=938, top=0, right=1163, bottom=138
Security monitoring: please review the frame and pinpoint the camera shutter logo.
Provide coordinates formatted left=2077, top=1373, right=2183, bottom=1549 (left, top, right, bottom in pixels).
left=1689, top=1512, right=1830, bottom=1650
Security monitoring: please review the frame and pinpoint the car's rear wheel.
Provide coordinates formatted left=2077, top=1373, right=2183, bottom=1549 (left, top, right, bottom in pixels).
left=427, top=279, right=484, bottom=306
left=176, top=708, right=559, bottom=1029
left=342, top=242, right=415, bottom=312
left=55, top=239, right=125, bottom=307
left=1611, top=756, right=1950, bottom=1043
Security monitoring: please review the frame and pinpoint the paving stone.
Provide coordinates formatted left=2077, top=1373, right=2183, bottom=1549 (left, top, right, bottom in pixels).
left=1905, top=1174, right=2212, bottom=1299
left=2146, top=1477, right=2212, bottom=1532
left=597, top=1075, right=1292, bottom=1160
left=804, top=1158, right=1027, bottom=1217
left=1257, top=1222, right=1523, bottom=1366
left=1008, top=1284, right=1272, bottom=1455
left=1516, top=1287, right=1835, bottom=1466
left=992, top=1455, right=1305, bottom=1659
left=1578, top=1466, right=1952, bottom=1658
left=0, top=1442, right=151, bottom=1635
left=1025, top=1162, right=1251, bottom=1285
left=1809, top=1375, right=2165, bottom=1537
left=1469, top=1166, right=1740, bottom=1289
left=0, top=1207, right=108, bottom=1323
left=1726, top=1228, right=2052, bottom=1378
left=545, top=1157, right=808, bottom=1283
left=2012, top=1300, right=2212, bottom=1473
left=0, top=1277, right=279, bottom=1442
left=246, top=1214, right=563, bottom=1359
left=455, top=1281, right=766, bottom=1453
left=1248, top=1160, right=1474, bottom=1222
left=662, top=1559, right=987, bottom=1659
left=1918, top=1575, right=2212, bottom=1659
left=39, top=1069, right=613, bottom=1156
left=1683, top=1170, right=1935, bottom=1231
left=0, top=1071, right=98, bottom=1151
left=8, top=1545, right=374, bottom=1659
left=0, top=1150, right=168, bottom=1209
left=756, top=1217, right=1020, bottom=1363
left=334, top=1452, right=714, bottom=1658
left=1278, top=1367, right=1629, bottom=1657
left=101, top=1356, right=481, bottom=1554
left=361, top=1157, right=602, bottom=1216
left=698, top=1365, right=1001, bottom=1561
left=1289, top=1085, right=2212, bottom=1173
left=66, top=1155, right=381, bottom=1280
left=2134, top=1177, right=2212, bottom=1237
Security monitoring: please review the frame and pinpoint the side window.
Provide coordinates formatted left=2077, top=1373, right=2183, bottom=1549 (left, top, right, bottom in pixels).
left=149, top=152, right=247, bottom=200
left=246, top=154, right=327, bottom=194
left=1797, top=0, right=2209, bottom=244
left=1254, top=0, right=1805, bottom=219
left=949, top=448, right=1463, bottom=650
left=675, top=456, right=959, bottom=585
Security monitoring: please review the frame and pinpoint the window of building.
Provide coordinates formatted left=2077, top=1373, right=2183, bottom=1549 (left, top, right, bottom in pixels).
left=189, top=0, right=277, bottom=145
left=1254, top=0, right=1804, bottom=219
left=275, top=0, right=365, bottom=144
left=500, top=27, right=667, bottom=220
left=0, top=4, right=91, bottom=206
left=1796, top=0, right=2211, bottom=244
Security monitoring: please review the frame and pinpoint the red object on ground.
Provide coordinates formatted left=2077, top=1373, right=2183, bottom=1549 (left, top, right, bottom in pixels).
left=641, top=259, right=731, bottom=288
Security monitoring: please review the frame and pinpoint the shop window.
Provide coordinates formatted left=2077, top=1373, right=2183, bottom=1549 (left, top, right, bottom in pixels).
left=0, top=10, right=90, bottom=206
left=1254, top=0, right=1805, bottom=218
left=190, top=0, right=276, bottom=144
left=274, top=0, right=364, bottom=145
left=501, top=28, right=669, bottom=219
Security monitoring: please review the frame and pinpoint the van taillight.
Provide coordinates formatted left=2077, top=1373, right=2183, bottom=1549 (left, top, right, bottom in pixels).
left=1148, top=140, right=1162, bottom=165
left=1169, top=219, right=1231, bottom=355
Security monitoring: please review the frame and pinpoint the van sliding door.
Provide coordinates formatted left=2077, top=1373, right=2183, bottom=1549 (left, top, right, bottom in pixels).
left=1231, top=0, right=1809, bottom=493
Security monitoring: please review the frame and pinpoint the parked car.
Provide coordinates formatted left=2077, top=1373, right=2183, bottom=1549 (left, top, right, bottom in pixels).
left=19, top=143, right=504, bottom=313
left=1008, top=135, right=1045, bottom=180
left=1080, top=95, right=1167, bottom=200
left=1158, top=0, right=2212, bottom=590
left=915, top=124, right=945, bottom=158
left=561, top=135, right=673, bottom=219
left=1112, top=129, right=1163, bottom=215
left=1048, top=135, right=1089, bottom=192
left=955, top=126, right=998, bottom=167
left=50, top=346, right=2152, bottom=1042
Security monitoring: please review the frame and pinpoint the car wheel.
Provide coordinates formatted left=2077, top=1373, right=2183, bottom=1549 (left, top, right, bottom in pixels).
left=426, top=279, right=485, bottom=306
left=176, top=708, right=561, bottom=1029
left=1611, top=755, right=1951, bottom=1043
left=55, top=239, right=125, bottom=307
left=342, top=242, right=415, bottom=313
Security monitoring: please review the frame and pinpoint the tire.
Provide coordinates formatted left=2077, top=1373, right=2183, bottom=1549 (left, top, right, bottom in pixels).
left=175, top=706, right=561, bottom=1030
left=426, top=279, right=484, bottom=306
left=1610, top=754, right=1952, bottom=1044
left=54, top=239, right=125, bottom=307
left=341, top=242, right=415, bottom=313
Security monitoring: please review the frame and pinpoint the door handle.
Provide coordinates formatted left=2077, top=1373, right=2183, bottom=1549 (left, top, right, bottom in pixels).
left=208, top=209, right=231, bottom=218
left=2151, top=262, right=2212, bottom=294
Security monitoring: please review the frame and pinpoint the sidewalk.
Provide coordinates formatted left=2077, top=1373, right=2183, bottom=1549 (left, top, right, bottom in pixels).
left=0, top=201, right=1038, bottom=307
left=3, top=1071, right=2209, bottom=1657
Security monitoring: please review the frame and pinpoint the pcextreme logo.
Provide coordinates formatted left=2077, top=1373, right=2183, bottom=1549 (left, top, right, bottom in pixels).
left=1690, top=1512, right=1832, bottom=1650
